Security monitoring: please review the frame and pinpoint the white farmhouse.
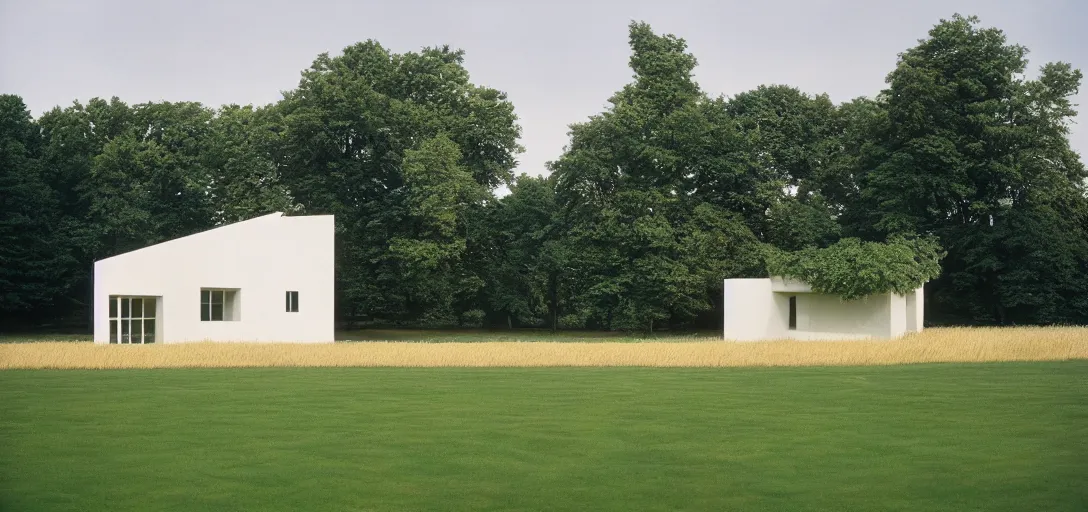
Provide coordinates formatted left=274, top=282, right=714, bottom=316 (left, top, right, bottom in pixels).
left=723, top=277, right=924, bottom=341
left=93, top=212, right=335, bottom=344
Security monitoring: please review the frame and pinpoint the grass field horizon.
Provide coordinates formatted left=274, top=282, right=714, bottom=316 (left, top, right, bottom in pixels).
left=2, top=362, right=1086, bottom=511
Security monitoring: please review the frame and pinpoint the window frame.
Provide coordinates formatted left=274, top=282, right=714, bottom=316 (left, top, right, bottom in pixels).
left=108, top=296, right=156, bottom=344
left=286, top=291, right=299, bottom=313
left=200, top=288, right=238, bottom=321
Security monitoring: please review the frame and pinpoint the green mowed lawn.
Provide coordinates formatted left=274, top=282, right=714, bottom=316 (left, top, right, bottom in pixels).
left=2, top=363, right=1086, bottom=511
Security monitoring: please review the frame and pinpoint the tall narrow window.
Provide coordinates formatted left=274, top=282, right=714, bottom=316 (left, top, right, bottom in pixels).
left=788, top=296, right=797, bottom=330
left=286, top=291, right=299, bottom=313
left=108, top=296, right=156, bottom=344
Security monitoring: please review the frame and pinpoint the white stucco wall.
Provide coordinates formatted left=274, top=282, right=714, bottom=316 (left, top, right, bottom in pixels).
left=905, top=287, right=924, bottom=333
left=93, top=212, right=335, bottom=343
left=723, top=278, right=926, bottom=341
left=888, top=292, right=907, bottom=338
left=723, top=279, right=775, bottom=341
left=797, top=293, right=889, bottom=339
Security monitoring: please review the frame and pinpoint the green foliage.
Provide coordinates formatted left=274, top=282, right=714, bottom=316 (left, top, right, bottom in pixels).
left=839, top=13, right=1088, bottom=323
left=765, top=196, right=842, bottom=251
left=389, top=134, right=486, bottom=322
left=680, top=203, right=767, bottom=289
left=551, top=22, right=767, bottom=331
left=205, top=104, right=300, bottom=225
left=0, top=95, right=76, bottom=320
left=87, top=102, right=218, bottom=256
left=766, top=236, right=946, bottom=300
left=723, top=85, right=840, bottom=190
left=481, top=174, right=564, bottom=328
left=3, top=13, right=1087, bottom=328
left=275, top=40, right=521, bottom=325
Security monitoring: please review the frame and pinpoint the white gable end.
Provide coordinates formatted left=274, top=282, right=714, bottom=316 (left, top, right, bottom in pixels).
left=93, top=213, right=335, bottom=343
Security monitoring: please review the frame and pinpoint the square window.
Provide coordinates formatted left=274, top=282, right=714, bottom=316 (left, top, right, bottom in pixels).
left=200, top=288, right=238, bottom=321
left=106, top=296, right=159, bottom=344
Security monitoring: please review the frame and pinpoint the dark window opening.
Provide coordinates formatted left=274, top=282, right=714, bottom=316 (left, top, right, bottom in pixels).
left=200, top=289, right=236, bottom=321
left=286, top=291, right=299, bottom=313
left=788, top=296, right=797, bottom=330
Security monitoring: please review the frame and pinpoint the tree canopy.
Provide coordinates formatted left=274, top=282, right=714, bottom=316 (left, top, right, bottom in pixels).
left=2, top=13, right=1085, bottom=330
left=766, top=236, right=945, bottom=300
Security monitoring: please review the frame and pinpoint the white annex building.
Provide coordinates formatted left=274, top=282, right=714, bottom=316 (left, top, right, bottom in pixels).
left=93, top=212, right=335, bottom=344
left=723, top=277, right=924, bottom=341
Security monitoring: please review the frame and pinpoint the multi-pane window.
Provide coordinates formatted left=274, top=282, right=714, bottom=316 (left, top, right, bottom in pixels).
left=108, top=296, right=156, bottom=344
left=286, top=291, right=299, bottom=313
left=201, top=289, right=238, bottom=321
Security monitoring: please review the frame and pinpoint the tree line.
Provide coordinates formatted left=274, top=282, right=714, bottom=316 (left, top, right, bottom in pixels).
left=2, top=14, right=1086, bottom=331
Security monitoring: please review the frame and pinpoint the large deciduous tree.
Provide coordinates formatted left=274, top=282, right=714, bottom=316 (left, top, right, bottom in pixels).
left=205, top=104, right=299, bottom=225
left=479, top=173, right=566, bottom=329
left=0, top=95, right=75, bottom=322
left=86, top=101, right=219, bottom=258
left=275, top=41, right=521, bottom=325
left=34, top=97, right=134, bottom=322
left=847, top=14, right=1088, bottom=324
left=720, top=85, right=843, bottom=248
left=551, top=22, right=765, bottom=331
left=5, top=15, right=1085, bottom=331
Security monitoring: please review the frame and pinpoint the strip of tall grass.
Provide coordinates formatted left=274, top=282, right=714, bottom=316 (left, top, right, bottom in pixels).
left=1, top=327, right=1085, bottom=370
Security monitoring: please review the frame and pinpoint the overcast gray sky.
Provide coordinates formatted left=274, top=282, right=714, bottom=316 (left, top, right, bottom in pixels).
left=2, top=0, right=1085, bottom=178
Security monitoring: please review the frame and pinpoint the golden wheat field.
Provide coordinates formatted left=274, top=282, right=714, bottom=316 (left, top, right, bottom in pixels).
left=1, top=327, right=1087, bottom=369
